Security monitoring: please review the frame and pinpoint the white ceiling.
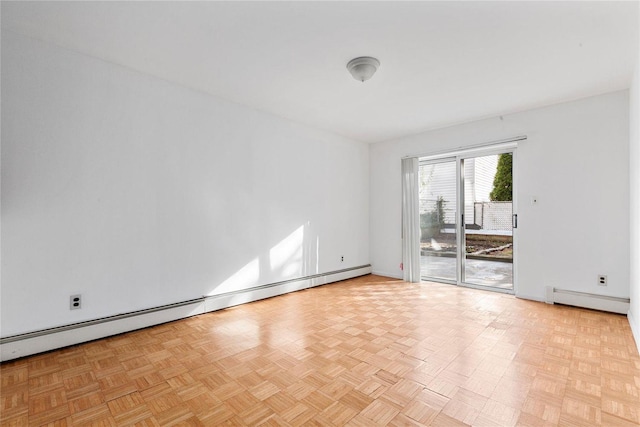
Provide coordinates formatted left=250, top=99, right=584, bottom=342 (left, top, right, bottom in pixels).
left=2, top=1, right=638, bottom=143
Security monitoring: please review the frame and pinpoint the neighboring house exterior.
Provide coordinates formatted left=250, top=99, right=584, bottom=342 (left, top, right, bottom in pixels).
left=419, top=155, right=509, bottom=230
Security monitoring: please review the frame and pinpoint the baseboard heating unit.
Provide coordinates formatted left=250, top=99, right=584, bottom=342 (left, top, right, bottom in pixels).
left=545, top=286, right=630, bottom=314
left=0, top=265, right=371, bottom=361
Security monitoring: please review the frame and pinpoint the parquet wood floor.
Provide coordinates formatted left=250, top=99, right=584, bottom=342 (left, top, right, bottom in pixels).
left=2, top=275, right=639, bottom=426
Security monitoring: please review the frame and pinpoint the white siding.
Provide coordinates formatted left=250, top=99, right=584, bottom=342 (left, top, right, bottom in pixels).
left=474, top=155, right=499, bottom=202
left=420, top=156, right=501, bottom=227
left=419, top=161, right=457, bottom=225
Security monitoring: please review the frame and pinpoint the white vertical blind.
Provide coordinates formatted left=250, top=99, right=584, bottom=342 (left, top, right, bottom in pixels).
left=401, top=157, right=421, bottom=283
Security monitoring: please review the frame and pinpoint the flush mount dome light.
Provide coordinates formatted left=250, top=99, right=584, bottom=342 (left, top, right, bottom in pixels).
left=347, top=56, right=380, bottom=82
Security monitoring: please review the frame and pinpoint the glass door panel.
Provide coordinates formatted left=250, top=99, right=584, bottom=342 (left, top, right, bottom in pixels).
left=419, top=159, right=457, bottom=282
left=461, top=153, right=513, bottom=290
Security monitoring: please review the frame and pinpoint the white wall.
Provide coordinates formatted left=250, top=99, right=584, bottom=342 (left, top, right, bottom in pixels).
left=1, top=32, right=369, bottom=337
left=371, top=91, right=630, bottom=302
left=630, top=59, right=640, bottom=350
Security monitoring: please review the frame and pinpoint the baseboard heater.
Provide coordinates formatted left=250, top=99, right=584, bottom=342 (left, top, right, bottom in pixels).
left=545, top=286, right=630, bottom=314
left=0, top=265, right=372, bottom=361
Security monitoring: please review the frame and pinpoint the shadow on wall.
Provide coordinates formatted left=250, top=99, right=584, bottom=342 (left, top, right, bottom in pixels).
left=206, top=222, right=319, bottom=297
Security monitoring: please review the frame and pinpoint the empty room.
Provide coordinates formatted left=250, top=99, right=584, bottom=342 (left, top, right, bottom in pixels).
left=1, top=1, right=639, bottom=426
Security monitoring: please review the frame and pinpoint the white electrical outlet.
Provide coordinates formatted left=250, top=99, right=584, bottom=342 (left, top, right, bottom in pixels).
left=70, top=294, right=82, bottom=310
left=598, top=275, right=607, bottom=286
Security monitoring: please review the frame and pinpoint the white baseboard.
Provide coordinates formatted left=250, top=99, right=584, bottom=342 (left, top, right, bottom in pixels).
left=629, top=309, right=640, bottom=354
left=0, top=265, right=371, bottom=361
left=548, top=288, right=630, bottom=314
left=204, top=266, right=372, bottom=312
left=0, top=302, right=205, bottom=362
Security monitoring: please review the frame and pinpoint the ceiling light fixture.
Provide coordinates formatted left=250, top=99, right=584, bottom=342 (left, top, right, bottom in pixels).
left=346, top=56, right=380, bottom=82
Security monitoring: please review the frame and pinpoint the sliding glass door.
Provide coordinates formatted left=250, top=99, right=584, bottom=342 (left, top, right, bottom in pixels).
left=419, top=150, right=515, bottom=292
left=419, top=159, right=458, bottom=283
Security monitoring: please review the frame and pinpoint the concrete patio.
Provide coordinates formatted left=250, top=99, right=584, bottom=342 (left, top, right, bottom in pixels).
left=421, top=254, right=513, bottom=290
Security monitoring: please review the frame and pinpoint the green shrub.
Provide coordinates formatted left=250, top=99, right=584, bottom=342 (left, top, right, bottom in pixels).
left=490, top=153, right=512, bottom=201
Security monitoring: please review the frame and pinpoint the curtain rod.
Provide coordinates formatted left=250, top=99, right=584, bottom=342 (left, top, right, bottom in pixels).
left=403, top=135, right=527, bottom=160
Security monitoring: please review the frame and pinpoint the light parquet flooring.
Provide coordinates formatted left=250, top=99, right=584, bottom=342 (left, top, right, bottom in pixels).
left=2, top=275, right=640, bottom=426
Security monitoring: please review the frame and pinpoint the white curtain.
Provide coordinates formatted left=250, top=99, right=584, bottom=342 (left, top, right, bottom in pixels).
left=401, top=157, right=421, bottom=283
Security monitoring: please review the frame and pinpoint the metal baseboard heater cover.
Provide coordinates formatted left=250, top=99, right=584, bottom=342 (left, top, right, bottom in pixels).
left=0, top=265, right=372, bottom=361
left=545, top=286, right=630, bottom=314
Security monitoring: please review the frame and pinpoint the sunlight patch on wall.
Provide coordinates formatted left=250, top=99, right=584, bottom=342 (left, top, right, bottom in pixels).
left=211, top=257, right=260, bottom=295
left=207, top=223, right=319, bottom=297
left=270, top=225, right=304, bottom=277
